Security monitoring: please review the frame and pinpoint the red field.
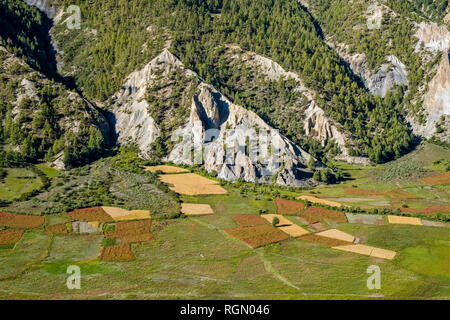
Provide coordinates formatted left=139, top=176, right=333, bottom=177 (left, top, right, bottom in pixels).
left=400, top=205, right=450, bottom=215
left=100, top=244, right=135, bottom=261
left=225, top=225, right=289, bottom=248
left=275, top=198, right=305, bottom=215
left=0, top=229, right=25, bottom=245
left=0, top=211, right=45, bottom=228
left=45, top=224, right=68, bottom=235
left=68, top=207, right=114, bottom=222
left=420, top=172, right=450, bottom=185
left=344, top=187, right=382, bottom=196
left=105, top=219, right=153, bottom=244
left=232, top=215, right=267, bottom=227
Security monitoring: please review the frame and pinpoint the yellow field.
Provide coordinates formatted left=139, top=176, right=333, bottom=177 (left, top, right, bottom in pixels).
left=144, top=165, right=189, bottom=174
left=333, top=244, right=396, bottom=260
left=370, top=247, right=397, bottom=260
left=316, top=229, right=355, bottom=243
left=157, top=173, right=227, bottom=195
left=333, top=244, right=374, bottom=256
left=261, top=214, right=293, bottom=227
left=388, top=215, right=423, bottom=226
left=181, top=203, right=214, bottom=215
left=88, top=221, right=99, bottom=228
left=297, top=195, right=344, bottom=208
left=101, top=207, right=151, bottom=221
left=279, top=225, right=309, bottom=237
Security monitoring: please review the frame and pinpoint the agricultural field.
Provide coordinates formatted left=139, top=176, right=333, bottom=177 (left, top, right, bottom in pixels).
left=157, top=173, right=228, bottom=195
left=0, top=145, right=448, bottom=299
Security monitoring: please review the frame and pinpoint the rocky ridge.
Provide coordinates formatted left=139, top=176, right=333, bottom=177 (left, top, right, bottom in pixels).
left=110, top=49, right=318, bottom=186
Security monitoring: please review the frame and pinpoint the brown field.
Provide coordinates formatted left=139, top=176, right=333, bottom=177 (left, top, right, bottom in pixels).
left=99, top=244, right=135, bottom=261
left=158, top=173, right=227, bottom=195
left=68, top=207, right=114, bottom=222
left=344, top=187, right=382, bottom=196
left=45, top=224, right=68, bottom=235
left=0, top=211, right=44, bottom=228
left=232, top=214, right=267, bottom=227
left=261, top=214, right=293, bottom=227
left=388, top=215, right=423, bottom=226
left=115, top=220, right=152, bottom=232
left=316, top=229, right=355, bottom=243
left=275, top=198, right=305, bottom=215
left=297, top=195, right=343, bottom=208
left=420, top=172, right=450, bottom=185
left=225, top=225, right=289, bottom=248
left=400, top=205, right=450, bottom=215
left=101, top=207, right=151, bottom=221
left=181, top=203, right=214, bottom=216
left=299, top=206, right=347, bottom=224
left=144, top=165, right=189, bottom=174
left=278, top=225, right=309, bottom=237
left=105, top=220, right=154, bottom=244
left=0, top=229, right=25, bottom=245
left=299, top=234, right=352, bottom=247
left=121, top=233, right=155, bottom=244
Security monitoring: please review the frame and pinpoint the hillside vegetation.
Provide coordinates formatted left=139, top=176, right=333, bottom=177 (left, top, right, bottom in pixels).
left=48, top=0, right=414, bottom=163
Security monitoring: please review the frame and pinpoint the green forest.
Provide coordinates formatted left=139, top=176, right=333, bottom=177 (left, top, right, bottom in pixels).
left=3, top=0, right=447, bottom=167
left=46, top=0, right=415, bottom=163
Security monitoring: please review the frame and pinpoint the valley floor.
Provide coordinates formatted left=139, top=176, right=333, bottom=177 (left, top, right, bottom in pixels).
left=0, top=143, right=449, bottom=299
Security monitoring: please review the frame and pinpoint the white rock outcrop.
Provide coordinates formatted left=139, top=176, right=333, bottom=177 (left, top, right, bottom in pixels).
left=109, top=49, right=193, bottom=158
left=415, top=22, right=450, bottom=53
left=241, top=47, right=370, bottom=165
left=110, top=49, right=317, bottom=186
left=168, top=83, right=315, bottom=186
left=411, top=51, right=450, bottom=141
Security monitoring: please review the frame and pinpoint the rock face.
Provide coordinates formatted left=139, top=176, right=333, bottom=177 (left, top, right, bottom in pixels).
left=415, top=22, right=450, bottom=53
left=168, top=82, right=315, bottom=186
left=412, top=51, right=450, bottom=141
left=368, top=55, right=409, bottom=97
left=109, top=49, right=193, bottom=158
left=244, top=47, right=370, bottom=165
left=334, top=45, right=408, bottom=97
left=110, top=49, right=317, bottom=186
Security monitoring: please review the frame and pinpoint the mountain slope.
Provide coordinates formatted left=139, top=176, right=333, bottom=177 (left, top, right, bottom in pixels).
left=48, top=0, right=415, bottom=163
left=110, top=49, right=318, bottom=186
left=305, top=0, right=449, bottom=142
left=0, top=46, right=110, bottom=168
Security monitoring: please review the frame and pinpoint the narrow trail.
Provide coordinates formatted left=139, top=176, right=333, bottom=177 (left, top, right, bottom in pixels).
left=0, top=233, right=53, bottom=282
left=188, top=217, right=301, bottom=292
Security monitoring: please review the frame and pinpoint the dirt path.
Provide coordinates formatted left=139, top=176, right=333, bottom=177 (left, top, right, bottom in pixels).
left=189, top=217, right=302, bottom=292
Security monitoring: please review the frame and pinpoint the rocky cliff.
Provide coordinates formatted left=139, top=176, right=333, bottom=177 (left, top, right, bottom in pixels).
left=110, top=49, right=318, bottom=186
left=411, top=51, right=450, bottom=141
left=235, top=46, right=370, bottom=165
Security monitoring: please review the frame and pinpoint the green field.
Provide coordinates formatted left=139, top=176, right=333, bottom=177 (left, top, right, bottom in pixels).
left=0, top=143, right=448, bottom=299
left=0, top=168, right=44, bottom=201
